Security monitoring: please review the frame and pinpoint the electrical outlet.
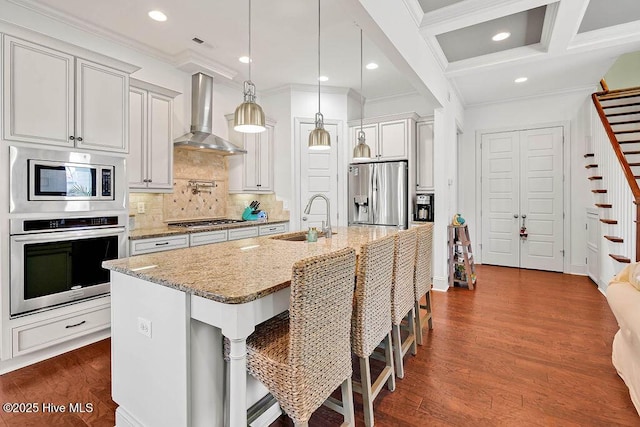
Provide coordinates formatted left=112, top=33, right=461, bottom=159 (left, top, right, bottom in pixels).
left=137, top=202, right=145, bottom=214
left=137, top=317, right=152, bottom=338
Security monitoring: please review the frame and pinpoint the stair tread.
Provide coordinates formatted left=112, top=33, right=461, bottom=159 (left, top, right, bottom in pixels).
left=617, top=139, right=640, bottom=144
left=585, top=164, right=598, bottom=168
left=588, top=176, right=603, bottom=180
left=592, top=189, right=607, bottom=193
left=610, top=119, right=640, bottom=126
left=606, top=111, right=640, bottom=117
left=614, top=129, right=640, bottom=135
left=609, top=254, right=631, bottom=263
left=623, top=150, right=640, bottom=155
left=628, top=162, right=640, bottom=166
left=604, top=235, right=624, bottom=243
left=602, top=102, right=640, bottom=109
left=584, top=153, right=595, bottom=158
left=600, top=219, right=618, bottom=224
left=595, top=203, right=612, bottom=208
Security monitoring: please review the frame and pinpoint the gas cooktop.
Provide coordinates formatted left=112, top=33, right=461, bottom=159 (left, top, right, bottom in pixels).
left=168, top=219, right=244, bottom=229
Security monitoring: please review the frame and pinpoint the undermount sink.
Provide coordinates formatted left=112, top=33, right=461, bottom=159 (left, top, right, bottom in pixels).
left=270, top=231, right=337, bottom=242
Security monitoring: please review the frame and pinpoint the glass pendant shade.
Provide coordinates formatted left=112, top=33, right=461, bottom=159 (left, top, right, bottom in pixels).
left=233, top=0, right=266, bottom=134
left=353, top=131, right=371, bottom=160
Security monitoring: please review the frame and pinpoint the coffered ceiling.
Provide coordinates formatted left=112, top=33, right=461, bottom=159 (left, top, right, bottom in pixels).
left=412, top=0, right=640, bottom=105
left=5, top=0, right=640, bottom=107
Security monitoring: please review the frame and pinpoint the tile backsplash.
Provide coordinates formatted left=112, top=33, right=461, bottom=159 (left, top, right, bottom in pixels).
left=129, top=148, right=289, bottom=229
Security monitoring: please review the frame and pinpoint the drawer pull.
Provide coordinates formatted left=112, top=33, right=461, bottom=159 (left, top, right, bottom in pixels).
left=269, top=227, right=276, bottom=231
left=155, top=242, right=170, bottom=246
left=65, top=320, right=86, bottom=329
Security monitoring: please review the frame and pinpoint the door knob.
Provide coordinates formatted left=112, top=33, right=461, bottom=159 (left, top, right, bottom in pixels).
left=522, top=214, right=527, bottom=218
left=513, top=214, right=519, bottom=218
left=302, top=217, right=308, bottom=221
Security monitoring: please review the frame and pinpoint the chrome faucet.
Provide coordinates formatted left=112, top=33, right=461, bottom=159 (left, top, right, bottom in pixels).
left=304, top=194, right=332, bottom=238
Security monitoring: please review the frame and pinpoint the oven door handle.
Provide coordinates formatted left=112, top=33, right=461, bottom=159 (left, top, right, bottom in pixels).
left=11, top=227, right=126, bottom=243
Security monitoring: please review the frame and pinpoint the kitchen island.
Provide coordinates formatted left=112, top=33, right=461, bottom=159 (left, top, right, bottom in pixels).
left=103, top=226, right=399, bottom=427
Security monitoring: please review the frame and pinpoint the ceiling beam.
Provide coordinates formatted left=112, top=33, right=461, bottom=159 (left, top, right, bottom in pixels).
left=545, top=0, right=589, bottom=54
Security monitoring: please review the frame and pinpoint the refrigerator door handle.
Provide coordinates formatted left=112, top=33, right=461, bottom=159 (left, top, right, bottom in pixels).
left=371, top=164, right=378, bottom=224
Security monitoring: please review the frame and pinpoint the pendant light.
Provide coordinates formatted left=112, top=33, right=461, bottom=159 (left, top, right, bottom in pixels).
left=308, top=0, right=331, bottom=150
left=234, top=0, right=266, bottom=133
left=353, top=29, right=371, bottom=161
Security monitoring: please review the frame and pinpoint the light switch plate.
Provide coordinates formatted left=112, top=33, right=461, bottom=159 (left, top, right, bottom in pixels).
left=137, top=202, right=146, bottom=214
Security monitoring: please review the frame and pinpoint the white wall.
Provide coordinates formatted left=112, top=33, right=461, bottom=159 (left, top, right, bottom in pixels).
left=605, top=52, right=640, bottom=90
left=460, top=89, right=595, bottom=275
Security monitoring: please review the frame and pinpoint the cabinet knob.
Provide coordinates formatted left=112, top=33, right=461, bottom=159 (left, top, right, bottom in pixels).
left=69, top=135, right=75, bottom=140
left=76, top=137, right=83, bottom=142
left=256, top=184, right=261, bottom=187
left=302, top=217, right=308, bottom=221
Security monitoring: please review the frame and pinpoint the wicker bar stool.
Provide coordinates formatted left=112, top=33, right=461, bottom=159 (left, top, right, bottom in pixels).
left=414, top=223, right=434, bottom=345
left=391, top=228, right=418, bottom=379
left=242, top=248, right=357, bottom=426
left=351, top=235, right=396, bottom=427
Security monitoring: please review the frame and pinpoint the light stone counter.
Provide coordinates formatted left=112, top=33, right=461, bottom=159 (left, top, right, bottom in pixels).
left=105, top=226, right=399, bottom=304
left=128, top=219, right=290, bottom=240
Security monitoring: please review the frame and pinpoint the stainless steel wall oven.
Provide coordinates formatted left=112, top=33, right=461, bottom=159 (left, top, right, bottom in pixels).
left=10, top=215, right=127, bottom=316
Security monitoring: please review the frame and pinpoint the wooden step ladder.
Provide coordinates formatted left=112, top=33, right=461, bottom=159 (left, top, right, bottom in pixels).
left=448, top=224, right=476, bottom=290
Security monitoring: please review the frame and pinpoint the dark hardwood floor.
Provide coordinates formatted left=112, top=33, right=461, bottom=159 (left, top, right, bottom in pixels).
left=0, top=265, right=638, bottom=426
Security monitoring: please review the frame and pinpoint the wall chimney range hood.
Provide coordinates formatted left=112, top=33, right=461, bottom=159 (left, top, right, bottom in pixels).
left=174, top=73, right=246, bottom=155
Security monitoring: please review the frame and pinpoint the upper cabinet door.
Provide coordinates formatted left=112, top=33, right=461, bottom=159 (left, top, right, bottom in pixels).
left=350, top=124, right=378, bottom=161
left=378, top=120, right=408, bottom=160
left=3, top=36, right=75, bottom=147
left=416, top=121, right=434, bottom=191
left=128, top=87, right=147, bottom=188
left=75, top=59, right=129, bottom=153
left=243, top=133, right=259, bottom=190
left=257, top=125, right=273, bottom=191
left=147, top=93, right=173, bottom=190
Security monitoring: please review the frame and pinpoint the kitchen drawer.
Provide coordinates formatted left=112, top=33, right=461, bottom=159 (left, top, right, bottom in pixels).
left=190, top=230, right=228, bottom=247
left=227, top=227, right=259, bottom=241
left=259, top=223, right=288, bottom=236
left=12, top=306, right=110, bottom=357
left=130, top=234, right=189, bottom=255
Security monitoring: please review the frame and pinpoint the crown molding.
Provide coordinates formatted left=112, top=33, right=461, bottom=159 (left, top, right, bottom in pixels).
left=539, top=1, right=559, bottom=50
left=401, top=0, right=424, bottom=27
left=366, top=90, right=421, bottom=105
left=570, top=21, right=640, bottom=51
left=173, top=50, right=238, bottom=81
left=465, top=84, right=594, bottom=109
left=7, top=0, right=176, bottom=63
left=130, top=78, right=181, bottom=98
left=444, top=44, right=546, bottom=77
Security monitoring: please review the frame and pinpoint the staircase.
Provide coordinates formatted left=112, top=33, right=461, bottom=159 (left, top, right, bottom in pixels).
left=588, top=84, right=640, bottom=263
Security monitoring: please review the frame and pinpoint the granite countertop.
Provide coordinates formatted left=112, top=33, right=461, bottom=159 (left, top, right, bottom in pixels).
left=104, top=226, right=400, bottom=304
left=129, top=219, right=290, bottom=240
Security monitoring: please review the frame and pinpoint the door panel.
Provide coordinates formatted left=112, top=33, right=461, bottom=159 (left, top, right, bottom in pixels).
left=299, top=122, right=339, bottom=230
left=481, top=132, right=520, bottom=267
left=519, top=127, right=564, bottom=272
left=481, top=127, right=564, bottom=272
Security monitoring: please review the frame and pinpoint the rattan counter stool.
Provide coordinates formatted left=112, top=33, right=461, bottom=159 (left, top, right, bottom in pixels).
left=391, top=228, right=418, bottom=379
left=414, top=223, right=434, bottom=345
left=351, top=235, right=396, bottom=427
left=240, top=248, right=357, bottom=427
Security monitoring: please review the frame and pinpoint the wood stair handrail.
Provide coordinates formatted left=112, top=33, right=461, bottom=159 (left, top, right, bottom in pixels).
left=592, top=93, right=640, bottom=201
left=595, top=85, right=640, bottom=97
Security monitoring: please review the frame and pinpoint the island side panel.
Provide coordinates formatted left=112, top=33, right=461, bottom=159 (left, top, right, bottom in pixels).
left=111, top=272, right=189, bottom=427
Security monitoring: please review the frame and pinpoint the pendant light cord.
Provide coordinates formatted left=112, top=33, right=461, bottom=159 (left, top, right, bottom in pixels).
left=248, top=0, right=252, bottom=83
left=360, top=29, right=364, bottom=135
left=317, top=0, right=321, bottom=115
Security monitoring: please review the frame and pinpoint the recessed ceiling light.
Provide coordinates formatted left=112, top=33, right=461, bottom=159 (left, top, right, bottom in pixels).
left=318, top=76, right=329, bottom=82
left=492, top=32, right=511, bottom=41
left=239, top=56, right=252, bottom=64
left=514, top=77, right=528, bottom=83
left=365, top=62, right=379, bottom=70
left=148, top=10, right=167, bottom=22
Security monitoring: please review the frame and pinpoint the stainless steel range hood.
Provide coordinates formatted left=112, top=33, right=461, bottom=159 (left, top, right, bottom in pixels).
left=174, top=73, right=246, bottom=155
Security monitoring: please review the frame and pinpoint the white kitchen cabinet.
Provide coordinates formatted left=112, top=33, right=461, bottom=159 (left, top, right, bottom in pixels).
left=130, top=234, right=189, bottom=255
left=258, top=223, right=289, bottom=236
left=416, top=120, right=434, bottom=191
left=226, top=115, right=275, bottom=193
left=129, top=79, right=179, bottom=192
left=190, top=230, right=228, bottom=247
left=349, top=113, right=417, bottom=162
left=3, top=35, right=133, bottom=153
left=228, top=227, right=259, bottom=241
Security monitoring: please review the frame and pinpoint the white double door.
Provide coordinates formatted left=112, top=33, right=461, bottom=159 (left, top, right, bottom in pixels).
left=481, top=127, right=564, bottom=272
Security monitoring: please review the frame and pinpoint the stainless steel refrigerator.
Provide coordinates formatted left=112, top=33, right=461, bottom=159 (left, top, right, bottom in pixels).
left=348, top=161, right=408, bottom=229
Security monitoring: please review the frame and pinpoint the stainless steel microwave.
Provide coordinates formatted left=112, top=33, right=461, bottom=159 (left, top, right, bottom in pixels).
left=9, top=146, right=126, bottom=213
left=28, top=159, right=114, bottom=201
